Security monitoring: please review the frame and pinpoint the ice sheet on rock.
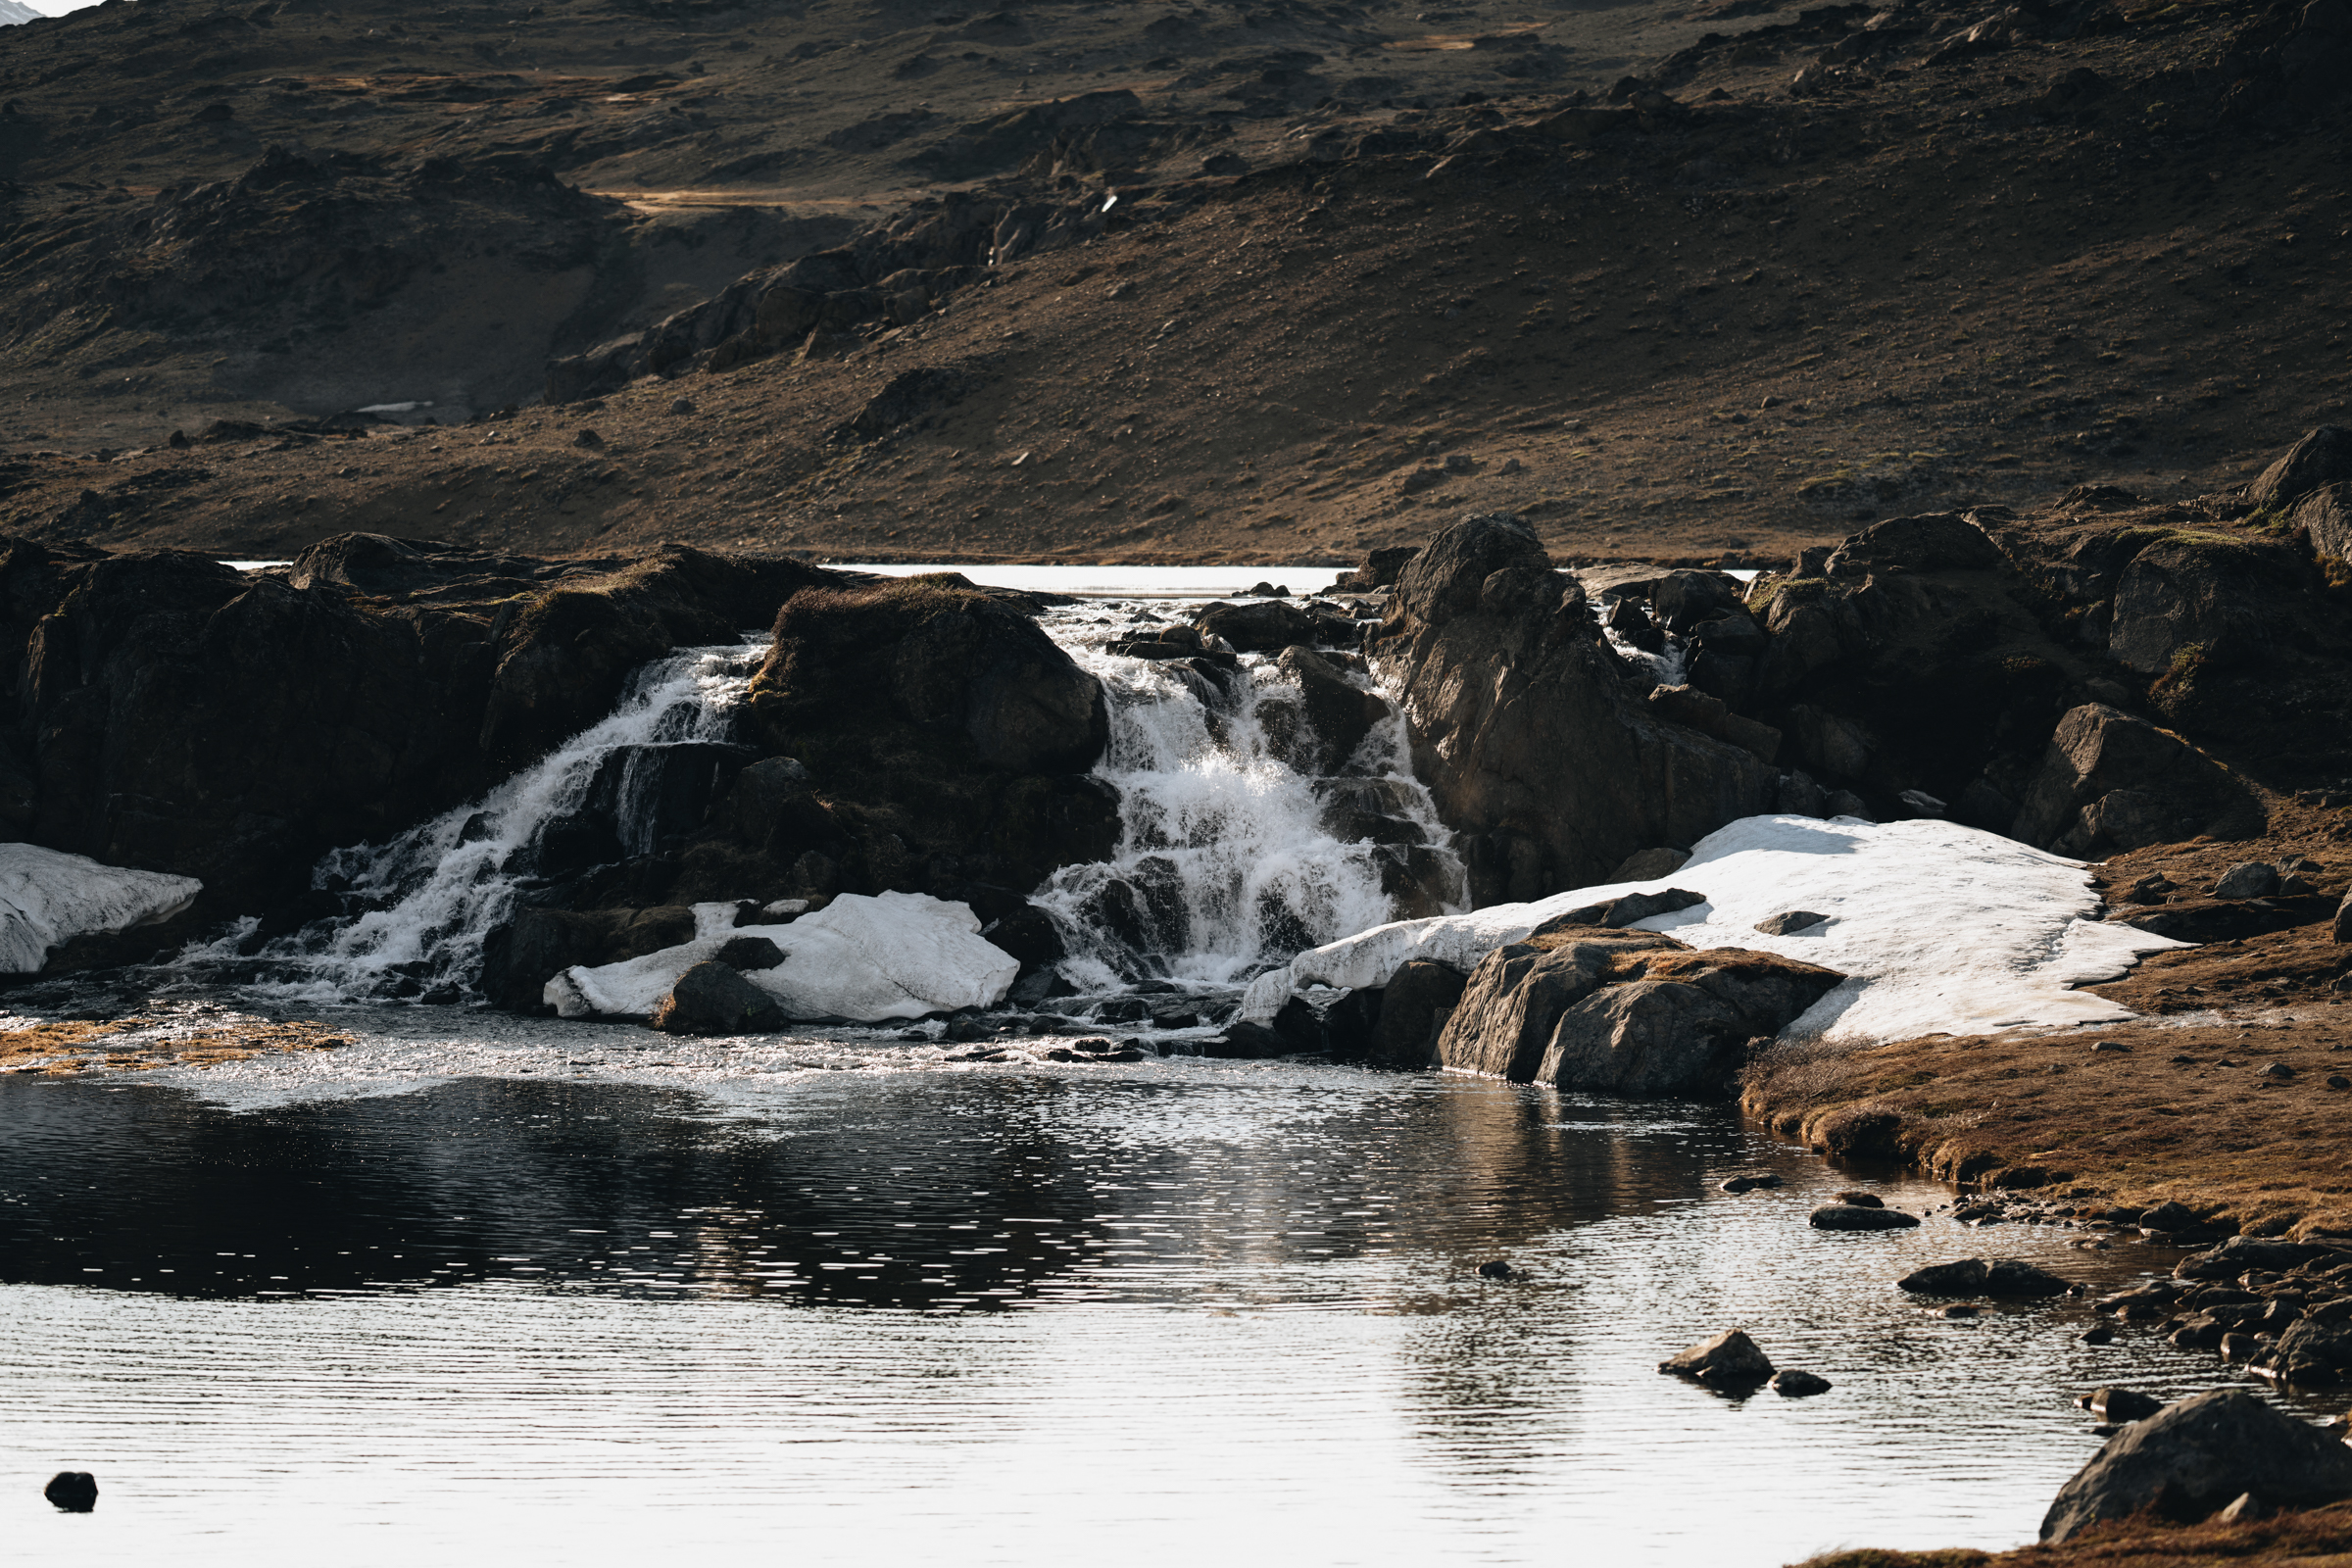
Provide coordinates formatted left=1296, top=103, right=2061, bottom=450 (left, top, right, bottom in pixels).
left=0, top=844, right=203, bottom=973
left=1283, top=815, right=2184, bottom=1048
left=549, top=891, right=1019, bottom=1023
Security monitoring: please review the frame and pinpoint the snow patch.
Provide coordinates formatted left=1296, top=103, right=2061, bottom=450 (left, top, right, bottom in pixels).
left=0, top=844, right=203, bottom=973
left=1280, top=814, right=2183, bottom=1047
left=548, top=891, right=1019, bottom=1024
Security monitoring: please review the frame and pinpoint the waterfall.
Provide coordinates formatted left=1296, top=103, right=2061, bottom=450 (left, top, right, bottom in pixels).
left=1030, top=608, right=1465, bottom=990
left=188, top=642, right=764, bottom=1003
left=172, top=597, right=1464, bottom=1014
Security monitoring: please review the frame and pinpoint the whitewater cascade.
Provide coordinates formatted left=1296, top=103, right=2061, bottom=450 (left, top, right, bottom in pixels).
left=196, top=642, right=765, bottom=1003
left=179, top=598, right=1464, bottom=1013
left=1030, top=607, right=1465, bottom=990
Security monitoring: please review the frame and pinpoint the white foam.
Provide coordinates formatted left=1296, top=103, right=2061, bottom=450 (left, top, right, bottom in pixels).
left=1280, top=815, right=2184, bottom=1047
left=0, top=844, right=202, bottom=973
left=550, top=891, right=1019, bottom=1023
left=1029, top=610, right=1466, bottom=986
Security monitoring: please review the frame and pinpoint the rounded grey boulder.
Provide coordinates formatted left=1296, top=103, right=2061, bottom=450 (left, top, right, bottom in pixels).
left=2040, top=1388, right=2352, bottom=1542
left=1809, top=1202, right=1920, bottom=1231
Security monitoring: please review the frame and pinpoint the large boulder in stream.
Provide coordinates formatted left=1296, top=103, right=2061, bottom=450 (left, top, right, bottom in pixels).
left=2040, top=1389, right=2352, bottom=1542
left=735, top=575, right=1118, bottom=898
left=1371, top=515, right=1780, bottom=904
left=1435, top=924, right=1842, bottom=1095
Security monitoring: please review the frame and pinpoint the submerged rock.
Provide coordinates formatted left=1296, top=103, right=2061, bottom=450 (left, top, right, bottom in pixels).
left=2040, top=1389, right=2352, bottom=1542
left=1897, top=1258, right=2072, bottom=1296
left=1809, top=1203, right=1920, bottom=1232
left=1770, top=1369, right=1832, bottom=1396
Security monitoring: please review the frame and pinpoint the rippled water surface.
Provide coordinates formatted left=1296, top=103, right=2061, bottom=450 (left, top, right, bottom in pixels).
left=0, top=1039, right=2295, bottom=1567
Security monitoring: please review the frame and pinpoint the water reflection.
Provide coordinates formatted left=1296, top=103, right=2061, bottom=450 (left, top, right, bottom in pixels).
left=0, top=1065, right=2310, bottom=1567
left=0, top=1073, right=1736, bottom=1311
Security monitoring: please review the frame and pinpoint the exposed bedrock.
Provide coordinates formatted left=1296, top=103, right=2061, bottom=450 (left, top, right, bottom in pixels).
left=1369, top=514, right=1780, bottom=905
left=1433, top=924, right=1842, bottom=1096
left=0, top=532, right=823, bottom=920
left=1355, top=427, right=2352, bottom=909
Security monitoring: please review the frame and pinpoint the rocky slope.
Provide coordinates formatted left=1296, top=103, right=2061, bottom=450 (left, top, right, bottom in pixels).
left=0, top=0, right=2345, bottom=566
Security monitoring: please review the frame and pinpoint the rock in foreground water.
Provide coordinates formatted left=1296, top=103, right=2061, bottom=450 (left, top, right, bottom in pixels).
left=1658, top=1328, right=1775, bottom=1385
left=1898, top=1258, right=2072, bottom=1296
left=1809, top=1203, right=1921, bottom=1232
left=1770, top=1369, right=1832, bottom=1396
left=44, top=1471, right=96, bottom=1512
left=2040, top=1389, right=2352, bottom=1542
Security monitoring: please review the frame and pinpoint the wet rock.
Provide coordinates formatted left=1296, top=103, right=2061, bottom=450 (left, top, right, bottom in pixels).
left=1810, top=1203, right=1920, bottom=1231
left=2175, top=1236, right=2343, bottom=1280
left=651, top=958, right=784, bottom=1035
left=1605, top=595, right=1667, bottom=654
left=1770, top=1369, right=1832, bottom=1396
left=1936, top=1304, right=1984, bottom=1319
left=2250, top=1318, right=2352, bottom=1386
left=2039, top=1389, right=2352, bottom=1542
left=1273, top=985, right=1384, bottom=1057
left=44, top=1471, right=96, bottom=1512
left=1333, top=546, right=1419, bottom=592
left=1191, top=597, right=1323, bottom=653
left=1754, top=910, right=1828, bottom=935
left=1372, top=515, right=1779, bottom=903
left=1719, top=1172, right=1783, bottom=1193
left=1265, top=646, right=1390, bottom=774
left=714, top=935, right=785, bottom=971
left=1658, top=1328, right=1775, bottom=1384
left=1899, top=1257, right=2072, bottom=1296
left=2079, top=1387, right=2166, bottom=1422
left=1476, top=1259, right=1516, bottom=1280
left=2080, top=1325, right=2116, bottom=1345
left=1367, top=957, right=1467, bottom=1068
left=1833, top=1190, right=1885, bottom=1208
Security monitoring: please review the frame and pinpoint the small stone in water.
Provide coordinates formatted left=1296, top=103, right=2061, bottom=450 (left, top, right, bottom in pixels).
left=1833, top=1190, right=1885, bottom=1208
left=2080, top=1324, right=2116, bottom=1345
left=45, top=1472, right=97, bottom=1512
left=1769, top=1369, right=1832, bottom=1396
left=1719, top=1173, right=1782, bottom=1193
left=1936, top=1304, right=1984, bottom=1319
left=1476, top=1260, right=1515, bottom=1280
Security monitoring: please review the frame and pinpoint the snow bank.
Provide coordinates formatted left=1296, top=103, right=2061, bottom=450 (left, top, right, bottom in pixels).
left=546, top=891, right=1019, bottom=1024
left=1260, top=814, right=2183, bottom=1046
left=0, top=844, right=203, bottom=973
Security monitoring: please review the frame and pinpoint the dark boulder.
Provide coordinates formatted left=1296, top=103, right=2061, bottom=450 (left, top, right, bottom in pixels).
left=2081, top=1388, right=2165, bottom=1423
left=1192, top=598, right=1348, bottom=653
left=2250, top=1319, right=2352, bottom=1387
left=1658, top=1328, right=1775, bottom=1384
left=2040, top=1389, right=2352, bottom=1542
left=741, top=575, right=1117, bottom=894
left=1532, top=887, right=1706, bottom=931
left=1367, top=957, right=1467, bottom=1068
left=1823, top=512, right=2002, bottom=575
left=714, top=935, right=785, bottom=970
left=2252, top=425, right=2352, bottom=511
left=1334, top=546, right=1420, bottom=592
left=1898, top=1257, right=2072, bottom=1296
left=1373, top=516, right=1778, bottom=904
left=1809, top=1203, right=1920, bottom=1231
left=1770, top=1369, right=1832, bottom=1396
left=1272, top=986, right=1385, bottom=1057
left=2010, top=704, right=2254, bottom=854
left=2107, top=535, right=2301, bottom=679
left=2292, top=481, right=2352, bottom=562
left=1263, top=646, right=1391, bottom=774
left=44, top=1472, right=97, bottom=1512
left=651, top=959, right=784, bottom=1035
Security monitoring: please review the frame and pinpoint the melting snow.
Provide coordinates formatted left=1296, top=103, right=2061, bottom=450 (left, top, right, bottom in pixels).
left=1258, top=814, right=2184, bottom=1046
left=0, top=844, right=202, bottom=973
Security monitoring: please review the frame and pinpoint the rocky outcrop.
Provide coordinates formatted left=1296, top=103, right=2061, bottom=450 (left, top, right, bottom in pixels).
left=2040, top=1389, right=2352, bottom=1543
left=1371, top=514, right=1780, bottom=904
left=0, top=534, right=825, bottom=919
left=738, top=573, right=1116, bottom=897
left=1436, top=923, right=1842, bottom=1095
